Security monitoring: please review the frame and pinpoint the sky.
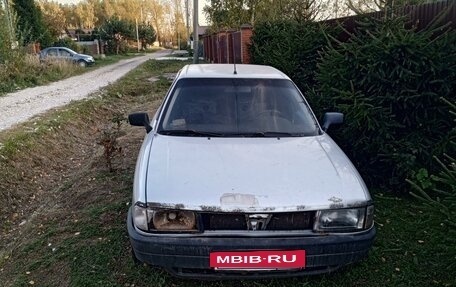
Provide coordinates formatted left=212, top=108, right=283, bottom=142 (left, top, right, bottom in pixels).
left=54, top=0, right=210, bottom=26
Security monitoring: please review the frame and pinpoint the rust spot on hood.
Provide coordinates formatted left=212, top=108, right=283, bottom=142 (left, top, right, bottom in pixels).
left=295, top=205, right=306, bottom=211
left=220, top=193, right=259, bottom=206
left=328, top=196, right=343, bottom=203
left=328, top=196, right=343, bottom=209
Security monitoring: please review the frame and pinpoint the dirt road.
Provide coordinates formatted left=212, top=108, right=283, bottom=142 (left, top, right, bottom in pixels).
left=0, top=50, right=170, bottom=132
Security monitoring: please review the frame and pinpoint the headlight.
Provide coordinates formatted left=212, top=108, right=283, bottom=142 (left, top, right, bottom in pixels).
left=132, top=203, right=197, bottom=232
left=133, top=204, right=152, bottom=231
left=314, top=206, right=373, bottom=232
left=152, top=210, right=197, bottom=231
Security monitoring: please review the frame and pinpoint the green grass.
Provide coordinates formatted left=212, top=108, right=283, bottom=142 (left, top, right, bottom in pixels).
left=1, top=59, right=455, bottom=287
left=7, top=192, right=455, bottom=287
left=0, top=53, right=144, bottom=96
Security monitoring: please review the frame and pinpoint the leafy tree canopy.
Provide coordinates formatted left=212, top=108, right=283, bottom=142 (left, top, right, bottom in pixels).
left=12, top=0, right=53, bottom=46
left=138, top=23, right=156, bottom=50
left=99, top=16, right=134, bottom=54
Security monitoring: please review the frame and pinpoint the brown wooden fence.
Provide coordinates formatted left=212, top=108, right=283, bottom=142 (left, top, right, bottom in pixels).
left=326, top=0, right=456, bottom=40
left=202, top=25, right=253, bottom=64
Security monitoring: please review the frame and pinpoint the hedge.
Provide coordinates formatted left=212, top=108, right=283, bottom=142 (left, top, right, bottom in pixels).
left=250, top=16, right=456, bottom=191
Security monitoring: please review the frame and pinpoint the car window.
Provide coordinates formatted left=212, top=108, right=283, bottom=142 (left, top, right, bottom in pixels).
left=47, top=49, right=58, bottom=57
left=159, top=78, right=319, bottom=136
left=59, top=49, right=72, bottom=57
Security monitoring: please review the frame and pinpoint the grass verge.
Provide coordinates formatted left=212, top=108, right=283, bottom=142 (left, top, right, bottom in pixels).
left=0, top=60, right=454, bottom=287
left=0, top=53, right=144, bottom=96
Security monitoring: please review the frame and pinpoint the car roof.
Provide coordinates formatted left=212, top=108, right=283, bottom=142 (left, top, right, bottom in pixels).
left=177, top=64, right=291, bottom=80
left=42, top=47, right=74, bottom=51
left=43, top=47, right=67, bottom=49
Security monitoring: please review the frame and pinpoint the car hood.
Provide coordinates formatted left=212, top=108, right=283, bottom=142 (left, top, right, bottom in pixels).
left=145, top=134, right=370, bottom=212
left=76, top=53, right=93, bottom=59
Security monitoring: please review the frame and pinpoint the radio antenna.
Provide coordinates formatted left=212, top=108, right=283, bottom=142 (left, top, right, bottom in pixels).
left=233, top=42, right=238, bottom=74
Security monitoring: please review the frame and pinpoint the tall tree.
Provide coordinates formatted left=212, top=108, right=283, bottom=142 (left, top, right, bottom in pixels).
left=38, top=0, right=178, bottom=48
left=0, top=5, right=12, bottom=60
left=99, top=16, right=133, bottom=54
left=12, top=0, right=53, bottom=46
left=348, top=0, right=430, bottom=13
left=204, top=0, right=332, bottom=28
left=0, top=0, right=16, bottom=52
left=169, top=0, right=186, bottom=46
left=99, top=0, right=115, bottom=23
left=60, top=4, right=78, bottom=29
left=73, top=0, right=97, bottom=29
left=281, top=0, right=324, bottom=22
left=147, top=0, right=167, bottom=46
left=138, top=22, right=156, bottom=49
left=37, top=0, right=65, bottom=38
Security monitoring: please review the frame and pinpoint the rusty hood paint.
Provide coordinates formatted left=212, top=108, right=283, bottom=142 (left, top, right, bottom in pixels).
left=142, top=133, right=371, bottom=212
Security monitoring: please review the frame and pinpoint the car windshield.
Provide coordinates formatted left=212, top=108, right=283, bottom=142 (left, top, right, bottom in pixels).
left=158, top=78, right=319, bottom=137
left=64, top=48, right=77, bottom=55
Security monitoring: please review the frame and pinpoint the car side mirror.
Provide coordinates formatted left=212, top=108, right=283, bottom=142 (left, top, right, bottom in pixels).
left=322, top=112, right=344, bottom=132
left=128, top=112, right=152, bottom=133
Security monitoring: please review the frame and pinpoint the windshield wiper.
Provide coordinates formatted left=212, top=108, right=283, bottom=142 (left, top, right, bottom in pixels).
left=234, top=132, right=304, bottom=137
left=159, top=129, right=225, bottom=137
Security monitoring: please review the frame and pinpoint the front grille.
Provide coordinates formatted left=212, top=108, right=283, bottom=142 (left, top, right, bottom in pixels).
left=170, top=265, right=335, bottom=278
left=202, top=213, right=247, bottom=230
left=200, top=212, right=314, bottom=231
left=266, top=212, right=313, bottom=230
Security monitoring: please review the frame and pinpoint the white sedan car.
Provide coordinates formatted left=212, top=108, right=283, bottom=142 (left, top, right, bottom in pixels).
left=127, top=64, right=375, bottom=278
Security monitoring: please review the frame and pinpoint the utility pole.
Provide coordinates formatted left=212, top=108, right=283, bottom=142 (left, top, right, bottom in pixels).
left=136, top=18, right=140, bottom=52
left=192, top=0, right=198, bottom=64
left=185, top=0, right=190, bottom=44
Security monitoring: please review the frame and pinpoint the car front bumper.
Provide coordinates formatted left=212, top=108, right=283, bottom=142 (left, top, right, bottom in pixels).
left=83, top=60, right=95, bottom=66
left=127, top=208, right=376, bottom=279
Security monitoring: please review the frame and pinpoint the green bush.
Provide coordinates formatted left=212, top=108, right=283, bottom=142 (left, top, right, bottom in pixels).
left=99, top=16, right=134, bottom=55
left=0, top=49, right=83, bottom=94
left=250, top=21, right=337, bottom=95
left=408, top=97, right=455, bottom=233
left=104, top=39, right=129, bottom=55
left=53, top=38, right=82, bottom=53
left=313, top=17, right=456, bottom=189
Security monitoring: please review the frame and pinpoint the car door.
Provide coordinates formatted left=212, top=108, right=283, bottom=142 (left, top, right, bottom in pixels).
left=58, top=48, right=74, bottom=63
left=46, top=48, right=59, bottom=61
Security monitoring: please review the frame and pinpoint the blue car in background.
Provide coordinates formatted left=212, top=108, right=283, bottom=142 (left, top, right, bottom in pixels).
left=39, top=47, right=95, bottom=67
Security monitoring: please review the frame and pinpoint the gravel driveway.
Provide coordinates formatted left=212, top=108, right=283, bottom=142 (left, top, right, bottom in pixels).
left=0, top=50, right=170, bottom=132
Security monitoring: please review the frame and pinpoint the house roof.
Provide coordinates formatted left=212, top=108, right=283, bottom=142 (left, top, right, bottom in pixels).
left=197, top=26, right=210, bottom=36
